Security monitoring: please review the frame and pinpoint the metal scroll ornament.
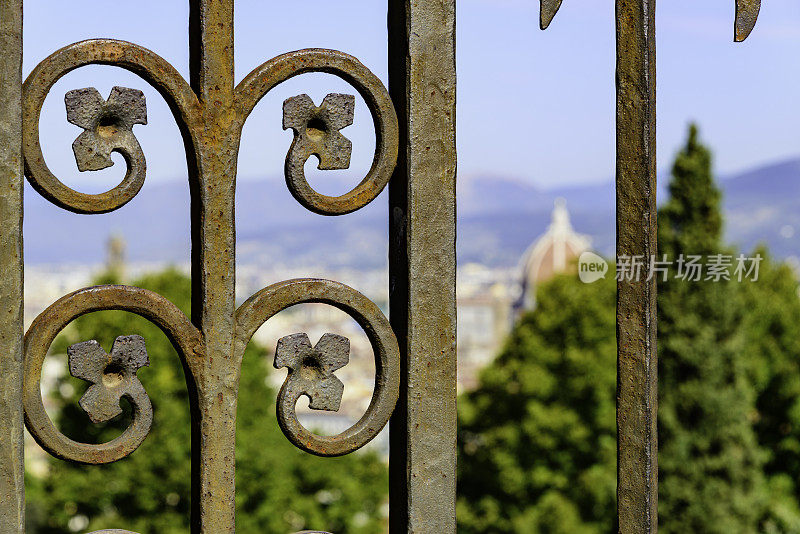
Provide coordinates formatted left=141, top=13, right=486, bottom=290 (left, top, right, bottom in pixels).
left=235, top=279, right=400, bottom=457
left=19, top=3, right=401, bottom=529
left=283, top=93, right=355, bottom=209
left=23, top=286, right=203, bottom=464
left=21, top=14, right=399, bottom=483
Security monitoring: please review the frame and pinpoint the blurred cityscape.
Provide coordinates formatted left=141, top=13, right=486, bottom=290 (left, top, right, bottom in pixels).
left=25, top=155, right=800, bottom=462
left=26, top=197, right=593, bottom=461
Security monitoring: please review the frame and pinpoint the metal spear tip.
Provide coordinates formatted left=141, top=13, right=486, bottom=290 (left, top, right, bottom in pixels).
left=734, top=0, right=761, bottom=42
left=540, top=0, right=563, bottom=30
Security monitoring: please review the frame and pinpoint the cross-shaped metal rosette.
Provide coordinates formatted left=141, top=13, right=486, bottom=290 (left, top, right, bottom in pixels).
left=67, top=335, right=149, bottom=423
left=65, top=86, right=147, bottom=172
left=274, top=333, right=350, bottom=411
left=282, top=93, right=354, bottom=170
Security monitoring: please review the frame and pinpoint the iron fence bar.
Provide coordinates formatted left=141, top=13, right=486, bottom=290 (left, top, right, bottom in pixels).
left=387, top=0, right=458, bottom=531
left=0, top=1, right=24, bottom=532
left=188, top=1, right=238, bottom=533
left=615, top=0, right=658, bottom=532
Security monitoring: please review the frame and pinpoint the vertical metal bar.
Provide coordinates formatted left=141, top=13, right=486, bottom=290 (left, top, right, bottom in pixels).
left=388, top=0, right=457, bottom=531
left=0, top=1, right=24, bottom=532
left=615, top=0, right=658, bottom=532
left=188, top=1, right=238, bottom=533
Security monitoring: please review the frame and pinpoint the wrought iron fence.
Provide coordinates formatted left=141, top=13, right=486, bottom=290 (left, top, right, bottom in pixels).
left=0, top=0, right=762, bottom=533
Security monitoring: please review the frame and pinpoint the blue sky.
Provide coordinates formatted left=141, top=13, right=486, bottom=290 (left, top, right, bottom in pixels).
left=22, top=0, right=800, bottom=190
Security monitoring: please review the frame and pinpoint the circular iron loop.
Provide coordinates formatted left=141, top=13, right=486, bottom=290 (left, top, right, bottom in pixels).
left=23, top=39, right=200, bottom=214
left=234, top=279, right=400, bottom=457
left=89, top=530, right=332, bottom=533
left=23, top=285, right=203, bottom=465
left=235, top=49, right=399, bottom=216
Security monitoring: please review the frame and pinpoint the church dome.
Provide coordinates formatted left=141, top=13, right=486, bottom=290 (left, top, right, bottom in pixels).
left=517, top=198, right=591, bottom=310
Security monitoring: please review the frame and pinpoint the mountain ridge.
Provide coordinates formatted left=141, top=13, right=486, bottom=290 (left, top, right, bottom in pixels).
left=23, top=156, right=800, bottom=267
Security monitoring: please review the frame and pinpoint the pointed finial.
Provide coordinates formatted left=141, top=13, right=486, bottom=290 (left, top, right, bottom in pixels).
left=734, top=0, right=761, bottom=42
left=540, top=0, right=563, bottom=30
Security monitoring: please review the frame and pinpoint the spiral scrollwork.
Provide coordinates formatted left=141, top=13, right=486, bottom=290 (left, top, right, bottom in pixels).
left=21, top=30, right=400, bottom=527
left=236, top=49, right=398, bottom=216
left=23, top=285, right=203, bottom=464
left=234, top=279, right=400, bottom=457
left=22, top=39, right=200, bottom=214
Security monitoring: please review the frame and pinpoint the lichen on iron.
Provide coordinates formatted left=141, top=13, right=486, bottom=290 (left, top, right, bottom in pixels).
left=274, top=332, right=350, bottom=412
left=68, top=335, right=150, bottom=423
left=66, top=86, right=147, bottom=172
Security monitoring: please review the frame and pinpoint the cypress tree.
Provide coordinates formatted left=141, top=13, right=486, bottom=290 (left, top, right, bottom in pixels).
left=457, top=124, right=800, bottom=533
left=657, top=124, right=767, bottom=532
left=741, top=249, right=800, bottom=533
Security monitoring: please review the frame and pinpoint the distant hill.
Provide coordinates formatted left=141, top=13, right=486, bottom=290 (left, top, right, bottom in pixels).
left=22, top=157, right=800, bottom=268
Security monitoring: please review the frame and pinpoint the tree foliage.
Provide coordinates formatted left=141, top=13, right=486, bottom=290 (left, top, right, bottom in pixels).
left=656, top=124, right=769, bottom=533
left=457, top=273, right=616, bottom=534
left=26, top=268, right=388, bottom=534
left=458, top=124, right=800, bottom=533
left=741, top=249, right=800, bottom=533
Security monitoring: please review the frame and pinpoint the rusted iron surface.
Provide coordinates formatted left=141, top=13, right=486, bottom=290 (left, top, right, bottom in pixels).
left=68, top=335, right=151, bottom=424
left=236, top=49, right=398, bottom=216
left=22, top=39, right=201, bottom=214
left=186, top=2, right=239, bottom=530
left=735, top=0, right=761, bottom=42
left=14, top=0, right=400, bottom=534
left=388, top=0, right=458, bottom=531
left=0, top=1, right=24, bottom=533
left=23, top=285, right=203, bottom=465
left=540, top=0, right=564, bottom=30
left=234, top=279, right=400, bottom=457
left=616, top=0, right=658, bottom=532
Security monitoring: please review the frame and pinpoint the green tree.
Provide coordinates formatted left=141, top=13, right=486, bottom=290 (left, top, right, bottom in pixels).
left=26, top=268, right=388, bottom=533
left=457, top=273, right=617, bottom=534
left=657, top=124, right=768, bottom=533
left=457, top=124, right=800, bottom=533
left=741, top=249, right=800, bottom=533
